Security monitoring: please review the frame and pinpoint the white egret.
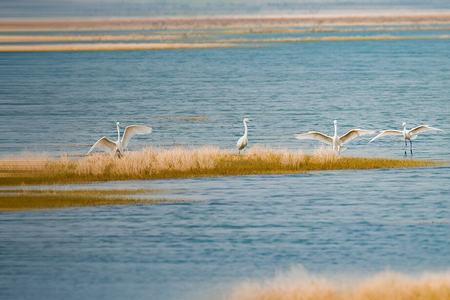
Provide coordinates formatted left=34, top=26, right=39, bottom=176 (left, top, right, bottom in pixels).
left=295, top=120, right=375, bottom=153
left=236, top=117, right=250, bottom=154
left=369, top=122, right=442, bottom=155
left=87, top=122, right=152, bottom=157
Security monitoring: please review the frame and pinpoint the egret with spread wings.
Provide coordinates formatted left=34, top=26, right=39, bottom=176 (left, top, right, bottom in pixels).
left=369, top=122, right=442, bottom=156
left=87, top=122, right=152, bottom=157
left=295, top=120, right=375, bottom=154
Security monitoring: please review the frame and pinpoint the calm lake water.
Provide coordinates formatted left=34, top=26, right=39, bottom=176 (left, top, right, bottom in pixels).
left=1, top=1, right=450, bottom=18
left=1, top=31, right=450, bottom=299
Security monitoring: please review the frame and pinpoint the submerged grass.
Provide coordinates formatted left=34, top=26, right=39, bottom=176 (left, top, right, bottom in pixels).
left=0, top=189, right=162, bottom=212
left=0, top=146, right=439, bottom=186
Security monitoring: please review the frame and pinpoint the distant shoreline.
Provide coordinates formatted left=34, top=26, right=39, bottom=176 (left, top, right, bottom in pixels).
left=2, top=12, right=450, bottom=32
left=1, top=12, right=450, bottom=52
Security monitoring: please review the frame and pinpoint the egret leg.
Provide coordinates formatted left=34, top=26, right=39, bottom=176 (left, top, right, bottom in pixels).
left=410, top=140, right=413, bottom=156
left=404, top=139, right=408, bottom=156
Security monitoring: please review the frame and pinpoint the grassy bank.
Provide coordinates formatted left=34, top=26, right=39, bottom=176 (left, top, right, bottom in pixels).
left=0, top=189, right=162, bottom=212
left=0, top=147, right=439, bottom=186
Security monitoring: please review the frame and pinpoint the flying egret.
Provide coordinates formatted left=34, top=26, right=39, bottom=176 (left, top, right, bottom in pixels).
left=87, top=122, right=152, bottom=157
left=369, top=122, right=443, bottom=156
left=295, top=120, right=375, bottom=154
left=236, top=117, right=250, bottom=154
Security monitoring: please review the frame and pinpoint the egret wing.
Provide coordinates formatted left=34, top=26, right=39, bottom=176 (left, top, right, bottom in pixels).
left=121, top=125, right=152, bottom=149
left=87, top=137, right=116, bottom=154
left=295, top=131, right=333, bottom=145
left=340, top=129, right=376, bottom=145
left=368, top=130, right=402, bottom=143
left=409, top=125, right=443, bottom=137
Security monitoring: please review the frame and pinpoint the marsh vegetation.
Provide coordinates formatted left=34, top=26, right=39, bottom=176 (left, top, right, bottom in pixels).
left=0, top=189, right=163, bottom=212
left=0, top=146, right=439, bottom=186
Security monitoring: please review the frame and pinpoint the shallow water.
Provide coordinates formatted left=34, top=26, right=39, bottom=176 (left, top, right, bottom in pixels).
left=1, top=29, right=450, bottom=300
left=1, top=169, right=450, bottom=299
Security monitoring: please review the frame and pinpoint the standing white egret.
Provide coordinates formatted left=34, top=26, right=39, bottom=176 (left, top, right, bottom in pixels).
left=236, top=117, right=250, bottom=154
left=369, top=122, right=443, bottom=156
left=295, top=120, right=375, bottom=154
left=87, top=122, right=152, bottom=157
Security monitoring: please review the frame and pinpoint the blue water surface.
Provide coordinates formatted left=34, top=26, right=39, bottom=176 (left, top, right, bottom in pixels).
left=0, top=34, right=449, bottom=300
left=1, top=1, right=450, bottom=18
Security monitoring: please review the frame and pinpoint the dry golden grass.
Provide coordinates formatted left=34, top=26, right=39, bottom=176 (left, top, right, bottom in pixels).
left=230, top=270, right=450, bottom=300
left=0, top=189, right=162, bottom=212
left=0, top=146, right=439, bottom=186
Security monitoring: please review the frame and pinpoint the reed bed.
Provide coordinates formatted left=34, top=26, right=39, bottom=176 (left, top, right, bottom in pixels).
left=229, top=269, right=450, bottom=300
left=0, top=189, right=161, bottom=212
left=0, top=146, right=438, bottom=186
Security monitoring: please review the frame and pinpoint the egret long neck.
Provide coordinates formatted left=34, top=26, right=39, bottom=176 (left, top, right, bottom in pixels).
left=243, top=121, right=248, bottom=137
left=116, top=124, right=121, bottom=142
left=334, top=123, right=338, bottom=138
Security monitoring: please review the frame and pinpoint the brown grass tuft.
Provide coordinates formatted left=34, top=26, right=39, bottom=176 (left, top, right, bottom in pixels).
left=0, top=146, right=439, bottom=186
left=229, top=269, right=450, bottom=300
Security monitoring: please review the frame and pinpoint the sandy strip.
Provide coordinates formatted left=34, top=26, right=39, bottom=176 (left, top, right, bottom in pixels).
left=218, top=25, right=450, bottom=35
left=225, top=34, right=450, bottom=44
left=0, top=34, right=181, bottom=43
left=1, top=33, right=449, bottom=52
left=2, top=13, right=450, bottom=32
left=1, top=24, right=450, bottom=44
left=0, top=42, right=234, bottom=52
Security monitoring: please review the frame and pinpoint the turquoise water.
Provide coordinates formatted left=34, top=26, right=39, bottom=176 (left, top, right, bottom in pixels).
left=0, top=34, right=450, bottom=299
